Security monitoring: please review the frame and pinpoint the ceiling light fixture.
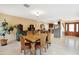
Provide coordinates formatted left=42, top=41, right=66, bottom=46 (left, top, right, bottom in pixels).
left=32, top=10, right=44, bottom=17
left=34, top=11, right=40, bottom=17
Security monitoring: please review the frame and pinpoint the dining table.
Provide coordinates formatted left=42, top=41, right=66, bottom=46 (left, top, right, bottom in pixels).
left=22, top=32, right=48, bottom=55
left=23, top=34, right=40, bottom=55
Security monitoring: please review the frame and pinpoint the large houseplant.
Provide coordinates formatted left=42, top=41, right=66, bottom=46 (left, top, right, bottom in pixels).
left=0, top=19, right=14, bottom=46
left=0, top=19, right=8, bottom=46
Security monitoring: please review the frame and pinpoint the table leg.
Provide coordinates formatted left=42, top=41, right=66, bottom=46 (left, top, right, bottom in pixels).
left=31, top=42, right=35, bottom=55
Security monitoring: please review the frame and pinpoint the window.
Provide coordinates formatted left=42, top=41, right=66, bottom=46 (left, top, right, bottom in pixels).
left=69, top=24, right=74, bottom=32
left=76, top=24, right=78, bottom=32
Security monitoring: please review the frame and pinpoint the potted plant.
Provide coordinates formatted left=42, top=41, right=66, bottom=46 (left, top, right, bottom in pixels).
left=0, top=32, right=8, bottom=46
left=0, top=19, right=15, bottom=46
left=0, top=19, right=8, bottom=46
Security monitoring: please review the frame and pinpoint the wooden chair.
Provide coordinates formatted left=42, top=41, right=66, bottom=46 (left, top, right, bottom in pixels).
left=20, top=36, right=31, bottom=55
left=47, top=32, right=54, bottom=48
left=47, top=32, right=51, bottom=48
left=35, top=31, right=40, bottom=35
left=27, top=31, right=34, bottom=36
left=35, top=33, right=47, bottom=54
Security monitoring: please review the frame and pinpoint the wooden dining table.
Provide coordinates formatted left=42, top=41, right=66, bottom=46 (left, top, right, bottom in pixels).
left=23, top=34, right=40, bottom=55
left=22, top=31, right=48, bottom=55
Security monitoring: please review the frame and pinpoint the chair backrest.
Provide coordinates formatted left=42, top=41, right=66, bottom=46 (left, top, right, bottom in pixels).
left=47, top=32, right=52, bottom=44
left=40, top=33, right=47, bottom=48
left=27, top=31, right=33, bottom=35
left=20, top=36, right=25, bottom=50
left=47, top=32, right=54, bottom=44
left=35, top=31, right=40, bottom=35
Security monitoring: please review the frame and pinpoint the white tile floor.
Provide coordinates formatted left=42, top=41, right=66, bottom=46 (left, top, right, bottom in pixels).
left=0, top=34, right=79, bottom=55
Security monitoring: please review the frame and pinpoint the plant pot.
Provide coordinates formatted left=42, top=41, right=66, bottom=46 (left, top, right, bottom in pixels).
left=0, top=39, right=8, bottom=46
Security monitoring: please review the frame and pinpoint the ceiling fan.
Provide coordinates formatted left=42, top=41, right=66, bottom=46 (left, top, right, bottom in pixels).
left=24, top=4, right=30, bottom=8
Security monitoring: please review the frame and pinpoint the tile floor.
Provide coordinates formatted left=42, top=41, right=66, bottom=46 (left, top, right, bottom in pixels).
left=0, top=34, right=79, bottom=55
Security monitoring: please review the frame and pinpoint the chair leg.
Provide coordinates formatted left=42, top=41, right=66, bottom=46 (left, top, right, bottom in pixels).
left=35, top=49, right=37, bottom=55
left=40, top=49, right=42, bottom=55
left=49, top=43, right=51, bottom=46
left=20, top=50, right=22, bottom=53
left=30, top=49, right=32, bottom=55
left=21, top=48, right=24, bottom=53
left=47, top=43, right=48, bottom=49
left=24, top=49, right=26, bottom=55
left=44, top=47, right=46, bottom=52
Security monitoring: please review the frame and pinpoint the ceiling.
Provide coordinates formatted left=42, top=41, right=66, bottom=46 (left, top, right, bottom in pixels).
left=0, top=4, right=79, bottom=23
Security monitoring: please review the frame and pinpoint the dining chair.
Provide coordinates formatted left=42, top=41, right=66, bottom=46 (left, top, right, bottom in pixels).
left=20, top=36, right=31, bottom=55
left=35, top=33, right=47, bottom=55
left=27, top=31, right=33, bottom=35
left=47, top=32, right=52, bottom=48
left=47, top=32, right=54, bottom=48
